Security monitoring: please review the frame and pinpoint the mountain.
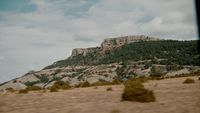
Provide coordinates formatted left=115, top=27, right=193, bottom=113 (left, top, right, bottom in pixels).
left=0, top=35, right=199, bottom=91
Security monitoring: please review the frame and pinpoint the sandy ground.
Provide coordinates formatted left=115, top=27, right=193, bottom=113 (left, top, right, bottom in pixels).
left=0, top=76, right=199, bottom=113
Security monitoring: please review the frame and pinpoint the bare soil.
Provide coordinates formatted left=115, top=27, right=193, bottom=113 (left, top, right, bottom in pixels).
left=0, top=76, right=200, bottom=113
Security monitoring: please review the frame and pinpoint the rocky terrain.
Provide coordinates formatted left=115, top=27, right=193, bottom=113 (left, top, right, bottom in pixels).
left=0, top=35, right=199, bottom=91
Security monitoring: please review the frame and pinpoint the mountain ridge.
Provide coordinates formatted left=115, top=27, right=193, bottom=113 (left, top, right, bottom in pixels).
left=0, top=35, right=199, bottom=91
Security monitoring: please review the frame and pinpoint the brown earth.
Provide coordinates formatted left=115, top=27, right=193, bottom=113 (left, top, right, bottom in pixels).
left=0, top=76, right=199, bottom=113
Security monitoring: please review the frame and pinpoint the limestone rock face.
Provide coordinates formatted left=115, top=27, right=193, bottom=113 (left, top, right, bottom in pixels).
left=70, top=47, right=99, bottom=58
left=101, top=35, right=159, bottom=50
left=70, top=35, right=159, bottom=58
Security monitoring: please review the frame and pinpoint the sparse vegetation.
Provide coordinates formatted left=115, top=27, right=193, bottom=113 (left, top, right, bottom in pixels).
left=75, top=81, right=90, bottom=88
left=19, top=89, right=28, bottom=94
left=24, top=81, right=40, bottom=86
left=122, top=79, right=155, bottom=102
left=54, top=69, right=62, bottom=75
left=50, top=86, right=58, bottom=92
left=49, top=80, right=71, bottom=92
left=44, top=40, right=200, bottom=69
left=0, top=81, right=8, bottom=87
left=13, top=80, right=17, bottom=83
left=183, top=78, right=195, bottom=84
left=26, top=86, right=42, bottom=91
left=106, top=87, right=113, bottom=91
left=6, top=87, right=15, bottom=92
left=166, top=65, right=183, bottom=71
left=35, top=75, right=49, bottom=83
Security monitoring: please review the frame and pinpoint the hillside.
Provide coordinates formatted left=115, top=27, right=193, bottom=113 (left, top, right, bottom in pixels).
left=44, top=40, right=199, bottom=69
left=0, top=35, right=200, bottom=91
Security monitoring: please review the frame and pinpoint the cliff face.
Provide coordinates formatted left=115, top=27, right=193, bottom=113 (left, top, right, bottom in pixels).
left=70, top=35, right=159, bottom=58
left=70, top=47, right=100, bottom=58
left=101, top=35, right=159, bottom=49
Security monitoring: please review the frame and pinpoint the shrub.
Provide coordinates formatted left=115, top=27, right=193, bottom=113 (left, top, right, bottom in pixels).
left=19, top=89, right=28, bottom=94
left=122, top=79, right=155, bottom=102
left=106, top=87, right=113, bottom=91
left=112, top=78, right=121, bottom=84
left=13, top=80, right=17, bottom=83
left=35, top=75, right=49, bottom=83
left=26, top=86, right=42, bottom=91
left=91, top=81, right=112, bottom=86
left=6, top=87, right=15, bottom=92
left=76, top=81, right=90, bottom=88
left=183, top=78, right=195, bottom=84
left=50, top=86, right=58, bottom=92
left=49, top=80, right=70, bottom=92
left=81, top=82, right=90, bottom=87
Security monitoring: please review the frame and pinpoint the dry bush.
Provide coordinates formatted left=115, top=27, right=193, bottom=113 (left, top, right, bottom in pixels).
left=149, top=76, right=164, bottom=80
left=106, top=87, right=113, bottom=91
left=52, top=81, right=70, bottom=89
left=127, top=77, right=149, bottom=83
left=6, top=87, right=15, bottom=92
left=49, top=80, right=71, bottom=92
left=198, top=77, right=200, bottom=81
left=91, top=81, right=112, bottom=86
left=75, top=81, right=90, bottom=88
left=183, top=78, right=195, bottom=84
left=122, top=79, right=155, bottom=102
left=50, top=86, right=58, bottom=92
left=26, top=86, right=42, bottom=91
left=19, top=89, right=28, bottom=94
left=112, top=78, right=122, bottom=84
left=79, top=81, right=90, bottom=87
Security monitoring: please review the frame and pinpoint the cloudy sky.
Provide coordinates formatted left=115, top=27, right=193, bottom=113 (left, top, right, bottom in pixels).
left=0, top=0, right=198, bottom=83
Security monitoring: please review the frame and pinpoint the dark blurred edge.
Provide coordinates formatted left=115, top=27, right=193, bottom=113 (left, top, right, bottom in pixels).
left=195, top=0, right=200, bottom=55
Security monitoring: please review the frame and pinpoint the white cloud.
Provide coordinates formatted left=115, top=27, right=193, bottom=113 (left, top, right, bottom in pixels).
left=0, top=56, right=4, bottom=60
left=0, top=0, right=198, bottom=83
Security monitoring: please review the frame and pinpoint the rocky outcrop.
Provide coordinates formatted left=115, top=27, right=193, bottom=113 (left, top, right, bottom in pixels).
left=70, top=35, right=159, bottom=58
left=101, top=35, right=159, bottom=50
left=70, top=47, right=100, bottom=58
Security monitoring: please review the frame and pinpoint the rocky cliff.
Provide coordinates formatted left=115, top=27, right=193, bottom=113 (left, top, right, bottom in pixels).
left=70, top=35, right=159, bottom=58
left=70, top=47, right=100, bottom=58
left=101, top=35, right=159, bottom=49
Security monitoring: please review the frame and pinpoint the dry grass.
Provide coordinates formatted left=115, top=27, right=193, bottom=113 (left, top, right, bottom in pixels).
left=0, top=76, right=199, bottom=113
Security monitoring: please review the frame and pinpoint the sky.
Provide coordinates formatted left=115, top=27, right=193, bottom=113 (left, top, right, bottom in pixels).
left=0, top=0, right=198, bottom=83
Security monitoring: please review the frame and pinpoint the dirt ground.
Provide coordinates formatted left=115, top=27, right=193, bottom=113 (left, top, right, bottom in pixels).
left=0, top=76, right=200, bottom=113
